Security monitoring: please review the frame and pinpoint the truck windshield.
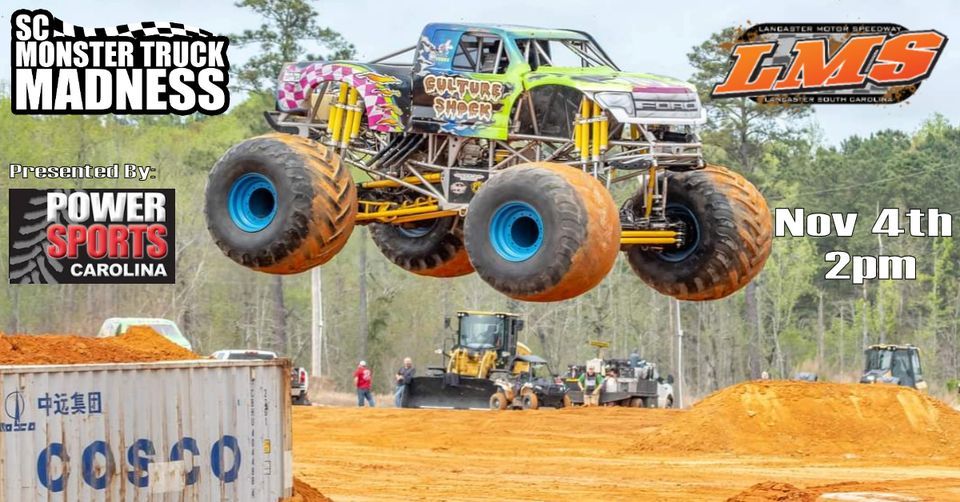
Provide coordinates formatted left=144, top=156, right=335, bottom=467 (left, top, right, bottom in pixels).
left=865, top=349, right=895, bottom=371
left=515, top=38, right=614, bottom=69
left=459, top=316, right=503, bottom=350
left=531, top=363, right=553, bottom=380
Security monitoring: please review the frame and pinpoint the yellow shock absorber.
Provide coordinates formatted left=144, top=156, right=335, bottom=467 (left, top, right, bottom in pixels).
left=644, top=165, right=657, bottom=218
left=579, top=98, right=590, bottom=162
left=599, top=107, right=609, bottom=153
left=573, top=98, right=585, bottom=153
left=630, top=124, right=640, bottom=141
left=329, top=83, right=348, bottom=143
left=591, top=100, right=601, bottom=161
left=341, top=88, right=359, bottom=147
left=350, top=89, right=363, bottom=140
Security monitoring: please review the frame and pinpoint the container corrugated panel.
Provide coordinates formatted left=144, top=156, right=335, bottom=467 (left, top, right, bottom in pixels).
left=0, top=359, right=293, bottom=501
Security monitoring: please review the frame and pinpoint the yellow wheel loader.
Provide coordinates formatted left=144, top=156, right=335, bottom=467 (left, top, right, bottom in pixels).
left=403, top=311, right=531, bottom=409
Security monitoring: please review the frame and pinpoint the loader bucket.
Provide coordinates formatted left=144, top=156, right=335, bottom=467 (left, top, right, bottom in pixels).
left=404, top=375, right=498, bottom=409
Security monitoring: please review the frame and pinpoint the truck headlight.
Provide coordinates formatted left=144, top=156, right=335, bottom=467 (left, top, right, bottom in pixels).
left=594, top=91, right=635, bottom=115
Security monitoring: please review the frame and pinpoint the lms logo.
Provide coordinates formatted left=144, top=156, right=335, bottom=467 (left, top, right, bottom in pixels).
left=712, top=24, right=948, bottom=104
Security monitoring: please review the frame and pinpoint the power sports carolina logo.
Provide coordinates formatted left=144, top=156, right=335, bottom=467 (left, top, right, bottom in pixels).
left=10, top=9, right=228, bottom=114
left=712, top=24, right=948, bottom=104
left=8, top=190, right=175, bottom=284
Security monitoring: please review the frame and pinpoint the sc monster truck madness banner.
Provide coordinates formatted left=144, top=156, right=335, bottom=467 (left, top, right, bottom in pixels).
left=10, top=9, right=229, bottom=114
left=8, top=189, right=175, bottom=284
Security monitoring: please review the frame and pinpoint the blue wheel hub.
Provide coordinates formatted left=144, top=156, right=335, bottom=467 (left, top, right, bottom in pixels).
left=489, top=202, right=544, bottom=262
left=228, top=173, right=278, bottom=233
left=661, top=204, right=701, bottom=263
left=397, top=220, right=437, bottom=238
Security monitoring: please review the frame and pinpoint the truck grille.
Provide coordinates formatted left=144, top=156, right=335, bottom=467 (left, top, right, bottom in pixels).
left=632, top=91, right=702, bottom=122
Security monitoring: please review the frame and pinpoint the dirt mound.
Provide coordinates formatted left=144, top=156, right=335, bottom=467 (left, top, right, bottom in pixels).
left=727, top=482, right=815, bottom=502
left=0, top=326, right=200, bottom=364
left=284, top=478, right=332, bottom=502
left=639, top=381, right=960, bottom=457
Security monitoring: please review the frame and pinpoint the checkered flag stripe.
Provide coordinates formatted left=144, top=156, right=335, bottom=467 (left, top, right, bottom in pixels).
left=51, top=17, right=212, bottom=38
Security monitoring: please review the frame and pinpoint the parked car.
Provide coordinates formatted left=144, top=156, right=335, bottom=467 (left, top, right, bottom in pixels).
left=211, top=349, right=310, bottom=405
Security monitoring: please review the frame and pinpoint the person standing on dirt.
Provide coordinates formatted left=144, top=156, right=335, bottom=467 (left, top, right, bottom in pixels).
left=354, top=361, right=375, bottom=407
left=602, top=368, right=620, bottom=406
left=394, top=357, right=415, bottom=407
left=578, top=366, right=603, bottom=406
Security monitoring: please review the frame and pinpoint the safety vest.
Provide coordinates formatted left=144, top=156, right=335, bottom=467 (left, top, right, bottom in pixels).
left=582, top=374, right=599, bottom=390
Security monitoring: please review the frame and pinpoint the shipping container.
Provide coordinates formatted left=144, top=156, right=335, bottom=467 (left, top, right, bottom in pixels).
left=0, top=359, right=293, bottom=501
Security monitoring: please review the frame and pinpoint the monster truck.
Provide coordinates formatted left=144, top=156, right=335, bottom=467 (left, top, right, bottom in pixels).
left=205, top=23, right=772, bottom=302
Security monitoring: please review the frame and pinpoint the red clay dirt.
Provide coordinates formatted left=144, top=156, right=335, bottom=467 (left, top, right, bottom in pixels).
left=292, top=381, right=960, bottom=500
left=0, top=326, right=200, bottom=364
left=283, top=478, right=333, bottom=502
left=727, top=482, right=816, bottom=502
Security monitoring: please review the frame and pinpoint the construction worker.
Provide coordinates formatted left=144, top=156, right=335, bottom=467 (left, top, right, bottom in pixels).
left=578, top=366, right=603, bottom=406
left=354, top=361, right=375, bottom=407
left=394, top=357, right=415, bottom=407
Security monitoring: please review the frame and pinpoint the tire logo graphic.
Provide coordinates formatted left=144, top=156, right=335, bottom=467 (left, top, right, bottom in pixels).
left=9, top=189, right=72, bottom=284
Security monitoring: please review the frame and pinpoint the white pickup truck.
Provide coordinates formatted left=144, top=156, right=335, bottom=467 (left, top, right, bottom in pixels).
left=211, top=350, right=310, bottom=405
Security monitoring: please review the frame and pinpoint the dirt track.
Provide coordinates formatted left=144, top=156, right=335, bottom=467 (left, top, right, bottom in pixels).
left=293, top=382, right=960, bottom=501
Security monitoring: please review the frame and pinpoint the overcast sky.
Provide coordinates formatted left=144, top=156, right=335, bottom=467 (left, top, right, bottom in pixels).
left=3, top=0, right=957, bottom=144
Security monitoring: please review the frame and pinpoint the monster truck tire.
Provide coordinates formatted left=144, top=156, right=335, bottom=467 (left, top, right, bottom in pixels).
left=626, top=165, right=771, bottom=301
left=369, top=216, right=474, bottom=278
left=464, top=163, right=620, bottom=302
left=205, top=133, right=357, bottom=274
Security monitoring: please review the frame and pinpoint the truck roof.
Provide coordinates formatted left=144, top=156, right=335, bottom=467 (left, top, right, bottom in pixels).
left=102, top=317, right=177, bottom=325
left=458, top=310, right=520, bottom=317
left=866, top=344, right=919, bottom=351
left=424, top=22, right=589, bottom=41
left=213, top=349, right=278, bottom=357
